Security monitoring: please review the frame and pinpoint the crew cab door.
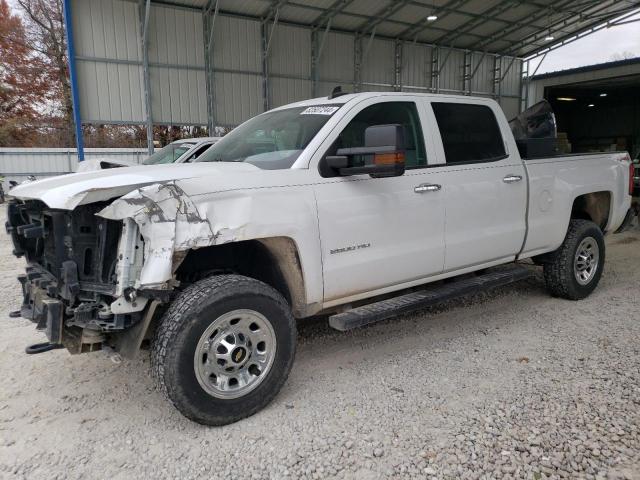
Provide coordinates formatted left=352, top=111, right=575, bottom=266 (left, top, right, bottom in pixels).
left=313, top=98, right=446, bottom=304
left=424, top=100, right=527, bottom=271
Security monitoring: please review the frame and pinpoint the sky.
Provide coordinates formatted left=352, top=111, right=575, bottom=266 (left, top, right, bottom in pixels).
left=530, top=12, right=640, bottom=75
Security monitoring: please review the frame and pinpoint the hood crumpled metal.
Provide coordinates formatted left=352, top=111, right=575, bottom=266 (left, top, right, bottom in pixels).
left=8, top=161, right=259, bottom=210
left=98, top=182, right=214, bottom=288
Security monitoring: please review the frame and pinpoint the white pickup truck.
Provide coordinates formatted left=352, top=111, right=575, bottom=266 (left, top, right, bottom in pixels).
left=6, top=92, right=634, bottom=425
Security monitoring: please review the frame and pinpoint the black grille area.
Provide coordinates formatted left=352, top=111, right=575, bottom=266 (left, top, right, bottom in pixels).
left=7, top=200, right=122, bottom=303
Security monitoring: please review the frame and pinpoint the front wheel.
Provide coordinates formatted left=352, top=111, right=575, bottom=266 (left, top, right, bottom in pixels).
left=543, top=219, right=605, bottom=300
left=151, top=274, right=296, bottom=425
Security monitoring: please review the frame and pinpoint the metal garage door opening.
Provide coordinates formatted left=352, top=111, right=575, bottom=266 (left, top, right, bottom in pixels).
left=545, top=65, right=640, bottom=157
left=528, top=58, right=640, bottom=159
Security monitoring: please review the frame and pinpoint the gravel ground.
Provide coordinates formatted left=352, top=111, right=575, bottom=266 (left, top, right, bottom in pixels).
left=0, top=206, right=639, bottom=480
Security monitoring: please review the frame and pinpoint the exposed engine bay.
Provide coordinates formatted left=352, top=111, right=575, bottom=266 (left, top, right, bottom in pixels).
left=6, top=200, right=144, bottom=353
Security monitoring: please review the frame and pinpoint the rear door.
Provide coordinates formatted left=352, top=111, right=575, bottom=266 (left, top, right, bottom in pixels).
left=424, top=100, right=527, bottom=271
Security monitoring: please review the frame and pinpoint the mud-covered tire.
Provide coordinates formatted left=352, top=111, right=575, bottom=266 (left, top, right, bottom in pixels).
left=151, top=274, right=296, bottom=426
left=543, top=219, right=605, bottom=300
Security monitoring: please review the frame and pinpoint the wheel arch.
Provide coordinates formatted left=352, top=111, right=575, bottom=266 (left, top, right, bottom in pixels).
left=175, top=236, right=311, bottom=318
left=570, top=191, right=611, bottom=232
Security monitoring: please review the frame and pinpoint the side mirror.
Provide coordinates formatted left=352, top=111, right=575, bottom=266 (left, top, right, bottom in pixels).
left=326, top=124, right=406, bottom=177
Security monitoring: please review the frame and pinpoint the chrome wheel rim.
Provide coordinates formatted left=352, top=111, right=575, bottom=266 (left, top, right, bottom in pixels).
left=194, top=309, right=276, bottom=399
left=574, top=237, right=599, bottom=285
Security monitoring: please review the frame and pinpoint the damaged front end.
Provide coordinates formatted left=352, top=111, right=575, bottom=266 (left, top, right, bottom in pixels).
left=7, top=182, right=215, bottom=356
left=7, top=199, right=140, bottom=353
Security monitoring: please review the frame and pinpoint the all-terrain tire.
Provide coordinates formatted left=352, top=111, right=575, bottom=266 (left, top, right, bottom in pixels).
left=543, top=219, right=605, bottom=300
left=151, top=274, right=296, bottom=426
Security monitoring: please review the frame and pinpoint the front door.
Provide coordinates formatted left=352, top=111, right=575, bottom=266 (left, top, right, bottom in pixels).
left=314, top=99, right=446, bottom=303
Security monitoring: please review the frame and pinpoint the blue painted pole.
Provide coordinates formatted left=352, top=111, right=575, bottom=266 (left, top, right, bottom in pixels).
left=62, top=0, right=85, bottom=161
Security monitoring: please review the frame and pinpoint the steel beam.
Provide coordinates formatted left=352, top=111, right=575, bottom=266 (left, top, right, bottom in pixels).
left=470, top=52, right=487, bottom=79
left=62, top=0, right=85, bottom=161
left=355, top=0, right=411, bottom=35
left=500, top=56, right=517, bottom=82
left=462, top=51, right=472, bottom=95
left=310, top=29, right=319, bottom=97
left=520, top=59, right=529, bottom=112
left=524, top=8, right=640, bottom=60
left=354, top=34, right=362, bottom=92
left=508, top=0, right=619, bottom=53
left=261, top=22, right=270, bottom=111
left=203, top=0, right=219, bottom=133
left=492, top=55, right=502, bottom=101
left=434, top=0, right=527, bottom=45
left=430, top=46, right=439, bottom=93
left=139, top=0, right=154, bottom=154
left=260, top=1, right=285, bottom=111
left=311, top=0, right=354, bottom=28
left=311, top=20, right=332, bottom=97
left=473, top=0, right=580, bottom=52
left=394, top=40, right=403, bottom=92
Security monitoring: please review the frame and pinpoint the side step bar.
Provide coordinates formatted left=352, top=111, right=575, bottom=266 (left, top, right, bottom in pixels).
left=328, top=266, right=532, bottom=331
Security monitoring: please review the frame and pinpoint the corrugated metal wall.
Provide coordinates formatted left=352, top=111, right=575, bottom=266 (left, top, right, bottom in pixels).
left=71, top=0, right=523, bottom=128
left=210, top=16, right=262, bottom=126
left=73, top=0, right=145, bottom=123
left=73, top=0, right=207, bottom=125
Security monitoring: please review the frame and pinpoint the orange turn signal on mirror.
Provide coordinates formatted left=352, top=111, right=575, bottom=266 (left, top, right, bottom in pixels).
left=374, top=152, right=405, bottom=165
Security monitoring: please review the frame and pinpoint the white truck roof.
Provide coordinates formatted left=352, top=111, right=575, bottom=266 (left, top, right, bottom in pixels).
left=271, top=91, right=497, bottom=112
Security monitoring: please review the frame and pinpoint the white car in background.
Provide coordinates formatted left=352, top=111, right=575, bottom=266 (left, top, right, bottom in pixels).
left=76, top=137, right=222, bottom=172
left=142, top=137, right=221, bottom=165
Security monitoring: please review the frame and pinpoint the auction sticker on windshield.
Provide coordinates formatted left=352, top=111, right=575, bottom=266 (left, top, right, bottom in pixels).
left=300, top=106, right=340, bottom=115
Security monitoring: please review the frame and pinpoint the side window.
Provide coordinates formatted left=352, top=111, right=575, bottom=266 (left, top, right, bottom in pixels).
left=431, top=103, right=506, bottom=164
left=336, top=102, right=427, bottom=168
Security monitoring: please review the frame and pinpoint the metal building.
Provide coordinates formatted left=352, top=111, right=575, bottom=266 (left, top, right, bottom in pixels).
left=526, top=57, right=640, bottom=157
left=62, top=0, right=639, bottom=158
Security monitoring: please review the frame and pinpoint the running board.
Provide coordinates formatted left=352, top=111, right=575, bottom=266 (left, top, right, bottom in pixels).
left=328, top=266, right=532, bottom=332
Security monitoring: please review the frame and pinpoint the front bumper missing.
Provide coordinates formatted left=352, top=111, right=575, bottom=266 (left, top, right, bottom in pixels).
left=18, top=269, right=63, bottom=344
left=18, top=267, right=103, bottom=354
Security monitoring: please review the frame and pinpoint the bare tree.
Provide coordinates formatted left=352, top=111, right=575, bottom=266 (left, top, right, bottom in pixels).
left=16, top=0, right=74, bottom=146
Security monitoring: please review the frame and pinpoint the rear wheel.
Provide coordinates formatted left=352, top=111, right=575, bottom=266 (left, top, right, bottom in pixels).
left=152, top=274, right=296, bottom=425
left=543, top=219, right=605, bottom=300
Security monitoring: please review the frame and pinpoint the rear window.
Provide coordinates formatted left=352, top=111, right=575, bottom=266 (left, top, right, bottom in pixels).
left=432, top=103, right=506, bottom=164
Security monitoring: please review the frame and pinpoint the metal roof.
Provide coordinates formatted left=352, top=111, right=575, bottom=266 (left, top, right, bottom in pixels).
left=145, top=0, right=640, bottom=58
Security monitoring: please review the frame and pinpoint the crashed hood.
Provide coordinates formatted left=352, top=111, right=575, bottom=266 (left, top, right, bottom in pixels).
left=9, top=162, right=260, bottom=210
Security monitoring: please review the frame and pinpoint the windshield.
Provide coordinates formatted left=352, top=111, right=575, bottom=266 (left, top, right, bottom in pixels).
left=197, top=105, right=342, bottom=169
left=143, top=143, right=194, bottom=165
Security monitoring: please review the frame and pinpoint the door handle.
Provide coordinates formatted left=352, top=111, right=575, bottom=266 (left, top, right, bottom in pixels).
left=414, top=183, right=441, bottom=193
left=503, top=175, right=523, bottom=183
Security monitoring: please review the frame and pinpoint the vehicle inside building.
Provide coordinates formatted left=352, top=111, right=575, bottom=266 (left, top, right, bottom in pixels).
left=537, top=60, right=640, bottom=158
